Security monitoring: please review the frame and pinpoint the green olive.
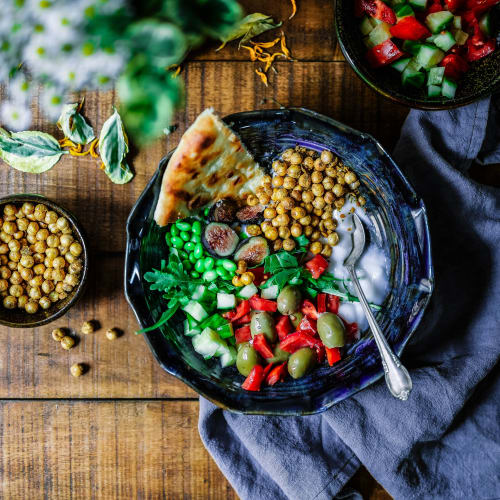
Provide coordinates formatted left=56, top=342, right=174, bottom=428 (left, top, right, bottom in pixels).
left=277, top=285, right=302, bottom=315
left=287, top=348, right=316, bottom=379
left=266, top=345, right=290, bottom=364
left=290, top=311, right=304, bottom=329
left=317, top=312, right=346, bottom=348
left=236, top=343, right=260, bottom=376
left=250, top=311, right=276, bottom=342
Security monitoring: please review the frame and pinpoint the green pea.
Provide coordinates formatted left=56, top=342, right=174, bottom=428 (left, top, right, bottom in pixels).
left=204, top=257, right=215, bottom=270
left=216, top=267, right=225, bottom=278
left=184, top=241, right=195, bottom=252
left=202, top=270, right=217, bottom=282
left=192, top=221, right=201, bottom=234
left=170, top=225, right=179, bottom=237
left=194, top=243, right=204, bottom=259
left=178, top=250, right=189, bottom=260
left=221, top=259, right=237, bottom=272
left=165, top=234, right=172, bottom=247
left=180, top=231, right=190, bottom=242
left=182, top=259, right=192, bottom=270
left=222, top=270, right=233, bottom=281
left=191, top=233, right=201, bottom=243
left=171, top=236, right=183, bottom=249
left=194, top=260, right=205, bottom=273
left=176, top=221, right=191, bottom=232
left=216, top=259, right=225, bottom=268
left=189, top=252, right=197, bottom=264
left=191, top=270, right=200, bottom=278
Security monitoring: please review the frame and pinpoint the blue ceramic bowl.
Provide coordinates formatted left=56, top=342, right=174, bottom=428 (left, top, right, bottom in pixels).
left=125, top=108, right=434, bottom=415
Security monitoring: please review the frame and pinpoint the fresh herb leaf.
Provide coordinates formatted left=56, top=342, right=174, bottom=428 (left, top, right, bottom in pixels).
left=136, top=301, right=181, bottom=334
left=0, top=129, right=66, bottom=173
left=57, top=102, right=95, bottom=145
left=293, top=234, right=309, bottom=253
left=99, top=107, right=134, bottom=184
left=263, top=251, right=298, bottom=273
left=217, top=13, right=282, bottom=50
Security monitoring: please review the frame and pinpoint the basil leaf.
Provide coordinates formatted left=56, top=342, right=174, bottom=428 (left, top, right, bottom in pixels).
left=0, top=129, right=66, bottom=173
left=263, top=251, right=299, bottom=273
left=136, top=301, right=180, bottom=334
left=57, top=103, right=95, bottom=145
left=99, top=107, right=134, bottom=184
left=217, top=13, right=282, bottom=49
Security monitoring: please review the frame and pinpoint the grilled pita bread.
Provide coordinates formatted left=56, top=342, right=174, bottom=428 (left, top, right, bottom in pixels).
left=154, top=109, right=264, bottom=226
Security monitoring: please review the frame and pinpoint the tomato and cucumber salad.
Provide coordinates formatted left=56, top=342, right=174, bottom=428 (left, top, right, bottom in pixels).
left=356, top=0, right=498, bottom=98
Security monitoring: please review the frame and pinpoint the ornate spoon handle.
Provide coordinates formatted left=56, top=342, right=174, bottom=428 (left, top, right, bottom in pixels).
left=346, top=266, right=413, bottom=400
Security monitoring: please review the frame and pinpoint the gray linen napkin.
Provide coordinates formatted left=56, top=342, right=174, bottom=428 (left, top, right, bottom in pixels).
left=199, top=97, right=500, bottom=500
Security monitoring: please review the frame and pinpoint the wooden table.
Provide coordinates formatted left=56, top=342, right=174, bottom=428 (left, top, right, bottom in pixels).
left=0, top=1, right=412, bottom=497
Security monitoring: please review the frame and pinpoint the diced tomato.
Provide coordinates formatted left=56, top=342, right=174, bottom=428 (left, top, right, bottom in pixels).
left=366, top=39, right=404, bottom=68
left=327, top=294, right=340, bottom=314
left=465, top=0, right=499, bottom=13
left=249, top=295, right=278, bottom=313
left=440, top=53, right=469, bottom=79
left=263, top=362, right=274, bottom=379
left=223, top=299, right=250, bottom=322
left=390, top=16, right=431, bottom=40
left=234, top=313, right=251, bottom=326
left=326, top=347, right=342, bottom=366
left=241, top=365, right=264, bottom=391
left=427, top=1, right=446, bottom=12
left=362, top=0, right=397, bottom=24
left=340, top=317, right=359, bottom=342
left=316, top=344, right=325, bottom=363
left=301, top=299, right=319, bottom=320
left=235, top=325, right=252, bottom=344
left=317, top=293, right=327, bottom=313
left=305, top=255, right=329, bottom=279
left=249, top=267, right=266, bottom=286
left=466, top=37, right=495, bottom=61
left=276, top=315, right=293, bottom=340
left=266, top=362, right=288, bottom=386
left=443, top=0, right=463, bottom=11
left=252, top=334, right=274, bottom=359
left=298, top=316, right=317, bottom=336
left=279, top=331, right=322, bottom=353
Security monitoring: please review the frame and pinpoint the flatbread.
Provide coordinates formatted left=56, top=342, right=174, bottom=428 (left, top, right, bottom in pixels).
left=154, top=109, right=264, bottom=226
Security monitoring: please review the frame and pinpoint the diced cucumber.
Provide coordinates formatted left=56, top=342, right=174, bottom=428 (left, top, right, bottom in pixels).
left=261, top=285, right=279, bottom=300
left=217, top=292, right=236, bottom=310
left=192, top=327, right=227, bottom=359
left=219, top=346, right=237, bottom=368
left=237, top=283, right=258, bottom=300
left=452, top=29, right=468, bottom=45
left=371, top=18, right=384, bottom=26
left=402, top=39, right=424, bottom=55
left=426, top=34, right=437, bottom=43
left=191, top=284, right=215, bottom=304
left=391, top=0, right=406, bottom=6
left=192, top=285, right=206, bottom=301
left=183, top=300, right=208, bottom=322
left=428, top=66, right=445, bottom=85
left=425, top=11, right=454, bottom=33
left=409, top=0, right=427, bottom=10
left=427, top=84, right=441, bottom=97
left=433, top=31, right=455, bottom=51
left=453, top=16, right=461, bottom=30
left=441, top=76, right=457, bottom=99
left=363, top=35, right=377, bottom=49
left=416, top=44, right=445, bottom=68
left=360, top=16, right=375, bottom=35
left=217, top=322, right=234, bottom=339
left=201, top=313, right=226, bottom=330
left=402, top=61, right=425, bottom=88
left=391, top=57, right=411, bottom=72
left=395, top=3, right=415, bottom=20
left=479, top=12, right=492, bottom=37
left=183, top=319, right=201, bottom=337
left=187, top=314, right=199, bottom=330
left=410, top=56, right=424, bottom=70
left=368, top=22, right=392, bottom=46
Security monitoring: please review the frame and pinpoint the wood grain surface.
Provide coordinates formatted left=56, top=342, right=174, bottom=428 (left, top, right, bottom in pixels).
left=0, top=0, right=411, bottom=497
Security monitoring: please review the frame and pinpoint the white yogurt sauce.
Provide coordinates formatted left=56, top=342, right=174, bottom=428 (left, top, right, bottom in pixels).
left=326, top=200, right=390, bottom=333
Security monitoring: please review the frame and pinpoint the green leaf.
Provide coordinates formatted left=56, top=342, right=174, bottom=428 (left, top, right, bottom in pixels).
left=263, top=251, right=299, bottom=273
left=136, top=301, right=180, bottom=334
left=293, top=234, right=309, bottom=253
left=99, top=107, right=134, bottom=184
left=217, top=13, right=282, bottom=49
left=57, top=103, right=95, bottom=145
left=0, top=129, right=66, bottom=173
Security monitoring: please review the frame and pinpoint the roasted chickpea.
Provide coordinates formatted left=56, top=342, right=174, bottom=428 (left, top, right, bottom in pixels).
left=272, top=175, right=284, bottom=188
left=3, top=295, right=17, bottom=309
left=43, top=268, right=54, bottom=281
left=25, top=300, right=39, bottom=314
left=49, top=291, right=59, bottom=302
left=36, top=228, right=49, bottom=241
left=0, top=279, right=8, bottom=292
left=44, top=211, right=58, bottom=225
left=56, top=217, right=69, bottom=231
left=313, top=197, right=326, bottom=210
left=271, top=217, right=280, bottom=228
left=290, top=223, right=302, bottom=237
left=10, top=271, right=22, bottom=285
left=273, top=238, right=283, bottom=251
left=58, top=291, right=68, bottom=300
left=282, top=238, right=296, bottom=251
left=240, top=272, right=254, bottom=286
left=325, top=167, right=336, bottom=178
left=275, top=213, right=289, bottom=227
left=287, top=165, right=301, bottom=179
left=27, top=222, right=39, bottom=236
left=304, top=226, right=313, bottom=237
left=22, top=202, right=35, bottom=216
left=17, top=295, right=28, bottom=309
left=310, top=241, right=323, bottom=254
left=310, top=170, right=322, bottom=184
left=247, top=224, right=262, bottom=236
left=29, top=286, right=42, bottom=301
left=301, top=191, right=314, bottom=204
left=3, top=204, right=16, bottom=216
left=64, top=274, right=78, bottom=287
left=44, top=257, right=54, bottom=269
left=59, top=234, right=73, bottom=248
left=261, top=220, right=272, bottom=233
left=289, top=152, right=302, bottom=165
left=321, top=150, right=333, bottom=164
left=246, top=194, right=259, bottom=207
left=323, top=219, right=336, bottom=232
left=358, top=196, right=366, bottom=206
left=323, top=191, right=334, bottom=205
left=47, top=223, right=58, bottom=234
left=303, top=157, right=314, bottom=169
left=312, top=183, right=325, bottom=198
left=274, top=188, right=288, bottom=202
left=280, top=197, right=294, bottom=211
left=9, top=284, right=23, bottom=297
left=320, top=244, right=332, bottom=258
left=19, top=254, right=34, bottom=268
left=281, top=149, right=294, bottom=162
left=33, top=263, right=45, bottom=276
left=71, top=363, right=85, bottom=377
left=328, top=232, right=340, bottom=246
left=39, top=296, right=51, bottom=310
left=61, top=335, right=75, bottom=350
left=20, top=267, right=33, bottom=281
left=344, top=171, right=357, bottom=184
left=313, top=208, right=323, bottom=217
left=0, top=255, right=6, bottom=265
left=45, top=248, right=59, bottom=260
left=262, top=174, right=272, bottom=185
left=284, top=176, right=298, bottom=190
left=258, top=194, right=271, bottom=205
left=69, top=242, right=82, bottom=257
left=336, top=174, right=346, bottom=185
left=8, top=239, right=21, bottom=252
left=332, top=184, right=344, bottom=197
left=30, top=275, right=43, bottom=288
left=26, top=234, right=36, bottom=245
left=334, top=198, right=345, bottom=210
left=277, top=226, right=290, bottom=240
left=80, top=321, right=94, bottom=335
left=299, top=215, right=311, bottom=226
left=291, top=206, right=306, bottom=220
left=13, top=230, right=23, bottom=240
left=273, top=161, right=287, bottom=176
left=7, top=261, right=17, bottom=271
left=0, top=266, right=11, bottom=279
left=3, top=221, right=17, bottom=235
left=232, top=275, right=243, bottom=287
left=264, top=227, right=279, bottom=241
left=69, top=261, right=83, bottom=275
left=311, top=216, right=320, bottom=227
left=52, top=269, right=65, bottom=282
left=289, top=189, right=302, bottom=202
left=264, top=207, right=277, bottom=219
left=0, top=244, right=8, bottom=255
left=46, top=234, right=60, bottom=248
left=41, top=280, right=54, bottom=294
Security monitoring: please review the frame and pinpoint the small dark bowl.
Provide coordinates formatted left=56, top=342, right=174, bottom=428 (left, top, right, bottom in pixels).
left=125, top=108, right=434, bottom=415
left=0, top=194, right=89, bottom=328
left=335, top=0, right=500, bottom=109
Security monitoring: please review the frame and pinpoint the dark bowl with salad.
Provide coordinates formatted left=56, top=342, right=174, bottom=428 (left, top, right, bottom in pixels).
left=335, top=0, right=500, bottom=108
left=125, top=108, right=434, bottom=415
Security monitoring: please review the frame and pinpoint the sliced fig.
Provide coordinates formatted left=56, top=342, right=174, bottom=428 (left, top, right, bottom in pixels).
left=236, top=204, right=264, bottom=224
left=202, top=222, right=239, bottom=257
left=209, top=198, right=237, bottom=223
left=234, top=237, right=270, bottom=266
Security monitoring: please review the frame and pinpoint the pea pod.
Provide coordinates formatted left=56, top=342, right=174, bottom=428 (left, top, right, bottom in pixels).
left=176, top=221, right=191, bottom=232
left=192, top=220, right=202, bottom=235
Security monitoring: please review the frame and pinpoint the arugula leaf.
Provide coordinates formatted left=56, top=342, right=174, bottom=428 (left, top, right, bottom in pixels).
left=217, top=13, right=282, bottom=49
left=57, top=103, right=95, bottom=145
left=99, top=107, right=134, bottom=184
left=136, top=301, right=181, bottom=334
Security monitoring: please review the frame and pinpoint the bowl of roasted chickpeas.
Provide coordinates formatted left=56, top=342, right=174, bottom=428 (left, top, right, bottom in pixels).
left=0, top=194, right=88, bottom=328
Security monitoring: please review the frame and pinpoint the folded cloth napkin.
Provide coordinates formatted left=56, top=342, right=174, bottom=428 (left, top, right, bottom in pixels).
left=199, top=96, right=500, bottom=500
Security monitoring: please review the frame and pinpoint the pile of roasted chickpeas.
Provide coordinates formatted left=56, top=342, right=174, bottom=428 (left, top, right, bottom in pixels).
left=0, top=202, right=83, bottom=314
left=245, top=146, right=365, bottom=257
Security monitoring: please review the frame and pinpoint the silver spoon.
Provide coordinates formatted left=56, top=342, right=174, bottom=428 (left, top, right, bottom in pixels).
left=344, top=214, right=413, bottom=401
